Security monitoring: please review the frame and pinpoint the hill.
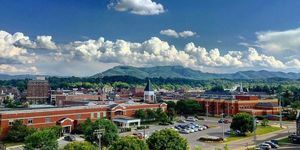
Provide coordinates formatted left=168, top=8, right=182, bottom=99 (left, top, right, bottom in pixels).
left=92, top=66, right=300, bottom=80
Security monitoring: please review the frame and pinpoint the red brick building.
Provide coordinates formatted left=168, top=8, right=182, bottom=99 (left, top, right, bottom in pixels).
left=26, top=77, right=50, bottom=104
left=195, top=95, right=279, bottom=116
left=0, top=102, right=167, bottom=139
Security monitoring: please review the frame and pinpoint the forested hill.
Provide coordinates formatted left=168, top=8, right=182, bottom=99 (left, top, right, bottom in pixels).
left=92, top=66, right=300, bottom=80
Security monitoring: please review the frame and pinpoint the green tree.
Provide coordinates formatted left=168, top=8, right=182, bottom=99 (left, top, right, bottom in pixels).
left=176, top=100, right=203, bottom=115
left=63, top=141, right=97, bottom=150
left=146, top=129, right=189, bottom=150
left=135, top=109, right=147, bottom=121
left=230, top=113, right=254, bottom=135
left=24, top=129, right=58, bottom=150
left=108, top=136, right=149, bottom=150
left=167, top=108, right=176, bottom=121
left=261, top=119, right=269, bottom=126
left=84, top=119, right=119, bottom=147
left=6, top=120, right=35, bottom=142
left=145, top=109, right=156, bottom=121
left=291, top=101, right=300, bottom=109
left=158, top=112, right=170, bottom=124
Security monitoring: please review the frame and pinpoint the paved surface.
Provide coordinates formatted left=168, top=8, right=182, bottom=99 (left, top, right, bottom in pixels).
left=121, top=117, right=297, bottom=150
left=58, top=134, right=85, bottom=149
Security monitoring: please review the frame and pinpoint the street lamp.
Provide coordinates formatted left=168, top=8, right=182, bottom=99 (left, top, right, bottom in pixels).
left=221, top=113, right=225, bottom=139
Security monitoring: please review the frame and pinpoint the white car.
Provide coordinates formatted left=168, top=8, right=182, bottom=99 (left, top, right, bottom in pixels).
left=186, top=117, right=198, bottom=122
left=259, top=143, right=271, bottom=150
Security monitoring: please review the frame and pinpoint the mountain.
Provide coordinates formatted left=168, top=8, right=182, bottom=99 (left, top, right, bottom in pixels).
left=0, top=74, right=36, bottom=80
left=92, top=66, right=300, bottom=80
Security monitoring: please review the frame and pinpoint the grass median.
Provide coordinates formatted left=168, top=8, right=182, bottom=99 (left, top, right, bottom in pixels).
left=225, top=125, right=282, bottom=143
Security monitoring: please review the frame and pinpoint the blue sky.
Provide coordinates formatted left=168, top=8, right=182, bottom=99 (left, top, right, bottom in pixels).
left=1, top=0, right=300, bottom=76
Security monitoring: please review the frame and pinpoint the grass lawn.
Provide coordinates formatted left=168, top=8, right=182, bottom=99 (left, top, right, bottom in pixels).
left=225, top=125, right=282, bottom=143
left=277, top=137, right=290, bottom=145
left=3, top=142, right=23, bottom=147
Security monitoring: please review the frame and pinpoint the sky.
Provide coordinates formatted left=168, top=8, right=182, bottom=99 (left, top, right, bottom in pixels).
left=1, top=0, right=300, bottom=76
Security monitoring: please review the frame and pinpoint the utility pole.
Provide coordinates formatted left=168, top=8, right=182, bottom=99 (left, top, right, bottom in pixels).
left=206, top=100, right=209, bottom=119
left=279, top=94, right=283, bottom=128
left=221, top=113, right=224, bottom=139
left=93, top=125, right=105, bottom=150
left=253, top=112, right=257, bottom=146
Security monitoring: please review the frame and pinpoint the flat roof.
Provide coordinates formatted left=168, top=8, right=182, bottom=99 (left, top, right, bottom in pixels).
left=0, top=102, right=164, bottom=114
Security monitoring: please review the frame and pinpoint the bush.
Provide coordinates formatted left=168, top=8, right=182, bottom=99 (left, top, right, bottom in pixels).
left=136, top=126, right=149, bottom=130
left=108, top=136, right=149, bottom=150
left=63, top=141, right=97, bottom=150
left=120, top=127, right=132, bottom=133
left=198, top=136, right=224, bottom=142
left=255, top=116, right=265, bottom=120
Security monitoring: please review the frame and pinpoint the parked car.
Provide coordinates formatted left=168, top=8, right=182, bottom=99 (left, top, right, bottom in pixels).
left=259, top=143, right=271, bottom=150
left=178, top=119, right=186, bottom=123
left=264, top=141, right=279, bottom=148
left=218, top=119, right=230, bottom=124
left=203, top=124, right=209, bottom=128
left=64, top=135, right=76, bottom=141
left=186, top=117, right=198, bottom=122
left=180, top=129, right=189, bottom=134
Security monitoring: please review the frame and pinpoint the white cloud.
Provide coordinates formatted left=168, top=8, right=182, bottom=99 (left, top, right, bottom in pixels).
left=256, top=27, right=300, bottom=53
left=36, top=36, right=57, bottom=50
left=2, top=30, right=300, bottom=76
left=160, top=29, right=179, bottom=38
left=179, top=31, right=197, bottom=38
left=160, top=29, right=197, bottom=38
left=108, top=0, right=165, bottom=15
left=0, top=64, right=38, bottom=74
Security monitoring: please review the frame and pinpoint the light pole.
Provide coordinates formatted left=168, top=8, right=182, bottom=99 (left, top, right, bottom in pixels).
left=279, top=94, right=283, bottom=128
left=221, top=113, right=224, bottom=139
left=253, top=112, right=257, bottom=146
left=206, top=100, right=209, bottom=119
left=93, top=125, right=105, bottom=150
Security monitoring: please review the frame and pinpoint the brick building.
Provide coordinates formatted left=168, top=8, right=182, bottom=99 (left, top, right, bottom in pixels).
left=195, top=95, right=280, bottom=116
left=26, top=77, right=50, bottom=104
left=0, top=102, right=167, bottom=139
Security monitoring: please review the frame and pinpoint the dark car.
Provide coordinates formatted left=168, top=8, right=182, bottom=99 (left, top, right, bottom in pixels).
left=218, top=119, right=231, bottom=124
left=64, top=135, right=76, bottom=141
left=264, top=141, right=279, bottom=148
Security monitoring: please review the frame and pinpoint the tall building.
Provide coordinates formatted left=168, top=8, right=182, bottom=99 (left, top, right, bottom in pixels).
left=144, top=80, right=156, bottom=103
left=26, top=76, right=50, bottom=104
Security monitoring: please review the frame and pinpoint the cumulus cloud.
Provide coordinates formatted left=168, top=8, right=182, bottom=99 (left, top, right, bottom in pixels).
left=0, top=30, right=36, bottom=64
left=0, top=64, right=38, bottom=74
left=2, top=30, right=300, bottom=75
left=160, top=29, right=179, bottom=38
left=160, top=29, right=197, bottom=38
left=256, top=27, right=300, bottom=52
left=108, top=0, right=165, bottom=15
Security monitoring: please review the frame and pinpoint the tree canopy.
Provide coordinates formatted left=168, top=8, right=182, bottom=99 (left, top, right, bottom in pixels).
left=83, top=119, right=119, bottom=147
left=108, top=136, right=149, bottom=150
left=230, top=113, right=254, bottom=134
left=146, top=128, right=189, bottom=150
left=24, top=129, right=58, bottom=150
left=6, top=120, right=35, bottom=142
left=176, top=100, right=203, bottom=115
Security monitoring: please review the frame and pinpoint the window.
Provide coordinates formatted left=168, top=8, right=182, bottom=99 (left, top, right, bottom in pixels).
left=45, top=117, right=51, bottom=123
left=28, top=118, right=33, bottom=124
left=77, top=114, right=81, bottom=120
left=8, top=120, right=14, bottom=126
left=103, top=112, right=106, bottom=118
left=90, top=113, right=94, bottom=119
left=97, top=112, right=101, bottom=119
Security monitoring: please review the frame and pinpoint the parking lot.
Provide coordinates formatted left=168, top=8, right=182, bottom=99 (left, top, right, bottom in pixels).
left=124, top=117, right=232, bottom=150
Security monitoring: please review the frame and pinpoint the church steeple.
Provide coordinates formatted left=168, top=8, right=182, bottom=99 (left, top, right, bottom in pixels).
left=144, top=79, right=156, bottom=103
left=144, top=79, right=153, bottom=91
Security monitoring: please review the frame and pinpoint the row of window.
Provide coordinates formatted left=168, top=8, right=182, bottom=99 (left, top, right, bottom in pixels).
left=8, top=112, right=107, bottom=126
